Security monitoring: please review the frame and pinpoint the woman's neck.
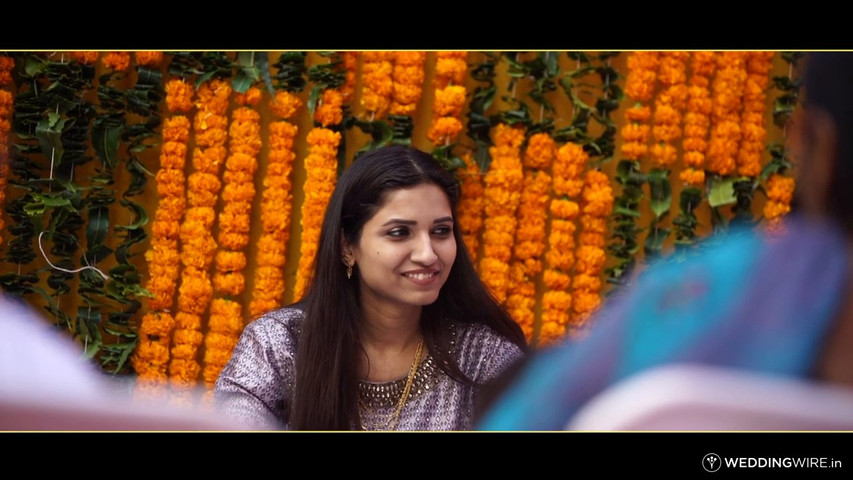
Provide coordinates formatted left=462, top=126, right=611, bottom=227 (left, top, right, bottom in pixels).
left=358, top=300, right=422, bottom=352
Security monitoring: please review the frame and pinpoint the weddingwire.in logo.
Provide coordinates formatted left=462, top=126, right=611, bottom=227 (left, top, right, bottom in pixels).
left=703, top=453, right=722, bottom=472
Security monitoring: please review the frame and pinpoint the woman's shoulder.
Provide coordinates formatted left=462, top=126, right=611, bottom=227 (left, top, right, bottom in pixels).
left=242, top=305, right=306, bottom=348
left=452, top=321, right=525, bottom=380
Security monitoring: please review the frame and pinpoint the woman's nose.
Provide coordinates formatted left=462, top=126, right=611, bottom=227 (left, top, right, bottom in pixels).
left=411, top=233, right=438, bottom=265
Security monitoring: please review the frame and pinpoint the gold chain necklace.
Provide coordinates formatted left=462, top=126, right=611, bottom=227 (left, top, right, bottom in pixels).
left=360, top=338, right=425, bottom=431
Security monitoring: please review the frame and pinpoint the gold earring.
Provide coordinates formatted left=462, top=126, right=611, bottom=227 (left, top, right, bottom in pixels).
left=346, top=263, right=353, bottom=279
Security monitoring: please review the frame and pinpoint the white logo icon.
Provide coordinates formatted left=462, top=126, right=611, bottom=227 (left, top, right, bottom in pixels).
left=703, top=453, right=722, bottom=472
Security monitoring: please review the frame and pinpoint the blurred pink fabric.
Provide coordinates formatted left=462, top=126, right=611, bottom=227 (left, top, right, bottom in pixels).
left=0, top=294, right=241, bottom=431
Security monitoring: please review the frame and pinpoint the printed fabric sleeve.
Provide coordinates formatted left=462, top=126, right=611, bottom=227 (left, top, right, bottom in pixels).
left=214, top=318, right=294, bottom=430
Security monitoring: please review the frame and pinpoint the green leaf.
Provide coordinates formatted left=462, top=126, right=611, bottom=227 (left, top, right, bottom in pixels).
left=24, top=56, right=47, bottom=77
left=24, top=193, right=73, bottom=216
left=36, top=116, right=66, bottom=165
left=92, top=122, right=123, bottom=169
left=647, top=169, right=672, bottom=218
left=708, top=177, right=737, bottom=207
left=678, top=187, right=703, bottom=213
left=375, top=120, right=393, bottom=146
left=231, top=70, right=254, bottom=94
left=115, top=201, right=149, bottom=231
left=644, top=226, right=671, bottom=253
left=308, top=85, right=322, bottom=117
left=195, top=70, right=218, bottom=89
left=613, top=206, right=641, bottom=218
left=86, top=206, right=110, bottom=248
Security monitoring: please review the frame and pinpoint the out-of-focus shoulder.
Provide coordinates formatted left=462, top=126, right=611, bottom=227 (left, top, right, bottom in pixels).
left=453, top=322, right=525, bottom=383
left=244, top=306, right=305, bottom=335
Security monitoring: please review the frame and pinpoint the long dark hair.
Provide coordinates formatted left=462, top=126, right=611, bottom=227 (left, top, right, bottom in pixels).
left=801, top=52, right=853, bottom=233
left=290, top=145, right=527, bottom=430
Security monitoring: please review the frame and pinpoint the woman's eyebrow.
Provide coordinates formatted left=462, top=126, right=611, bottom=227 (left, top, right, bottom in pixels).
left=380, top=216, right=453, bottom=226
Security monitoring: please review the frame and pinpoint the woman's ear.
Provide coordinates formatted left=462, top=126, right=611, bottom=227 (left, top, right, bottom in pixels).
left=340, top=232, right=354, bottom=266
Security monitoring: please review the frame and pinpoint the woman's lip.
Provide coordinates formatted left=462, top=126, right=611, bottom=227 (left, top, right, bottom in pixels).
left=401, top=271, right=440, bottom=286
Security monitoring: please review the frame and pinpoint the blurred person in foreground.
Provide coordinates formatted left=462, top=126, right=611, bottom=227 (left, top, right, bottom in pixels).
left=479, top=52, right=853, bottom=430
left=0, top=293, right=239, bottom=430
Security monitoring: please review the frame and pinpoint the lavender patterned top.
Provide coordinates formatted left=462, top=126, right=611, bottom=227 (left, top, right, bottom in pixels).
left=214, top=306, right=524, bottom=431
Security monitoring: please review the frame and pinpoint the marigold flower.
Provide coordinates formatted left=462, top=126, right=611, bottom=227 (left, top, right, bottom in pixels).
left=135, top=51, right=163, bottom=67
left=68, top=51, right=99, bottom=65
left=165, top=79, right=194, bottom=113
left=101, top=52, right=131, bottom=71
left=427, top=116, right=463, bottom=144
left=270, top=90, right=303, bottom=119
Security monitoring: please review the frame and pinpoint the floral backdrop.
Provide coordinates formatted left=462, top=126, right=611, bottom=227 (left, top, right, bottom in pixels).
left=0, top=51, right=801, bottom=404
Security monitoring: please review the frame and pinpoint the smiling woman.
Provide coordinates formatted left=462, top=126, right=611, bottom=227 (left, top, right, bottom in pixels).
left=214, top=145, right=528, bottom=430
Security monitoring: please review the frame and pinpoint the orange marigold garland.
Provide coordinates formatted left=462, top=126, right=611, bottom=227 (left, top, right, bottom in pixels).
left=102, top=51, right=131, bottom=72
left=673, top=51, right=717, bottom=247
left=650, top=52, right=689, bottom=169
left=480, top=124, right=525, bottom=304
left=132, top=78, right=194, bottom=398
left=457, top=153, right=485, bottom=262
left=341, top=52, right=358, bottom=102
left=428, top=52, right=467, bottom=146
left=68, top=51, right=99, bottom=65
left=169, top=79, right=232, bottom=403
left=738, top=52, right=774, bottom=178
left=572, top=170, right=613, bottom=330
left=135, top=51, right=164, bottom=68
left=540, top=142, right=586, bottom=345
left=293, top=128, right=342, bottom=300
left=390, top=51, right=425, bottom=116
left=0, top=56, right=12, bottom=250
left=506, top=133, right=554, bottom=341
left=361, top=51, right=394, bottom=119
left=249, top=105, right=301, bottom=317
left=707, top=52, right=749, bottom=177
left=645, top=52, right=688, bottom=257
left=763, top=174, right=795, bottom=230
left=680, top=51, right=716, bottom=187
left=203, top=86, right=263, bottom=394
left=621, top=52, right=660, bottom=162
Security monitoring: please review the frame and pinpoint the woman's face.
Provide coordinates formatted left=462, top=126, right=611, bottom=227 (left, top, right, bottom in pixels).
left=345, top=183, right=457, bottom=315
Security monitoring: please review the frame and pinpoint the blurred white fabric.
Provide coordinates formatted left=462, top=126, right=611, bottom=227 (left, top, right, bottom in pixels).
left=566, top=364, right=853, bottom=431
left=0, top=294, right=241, bottom=431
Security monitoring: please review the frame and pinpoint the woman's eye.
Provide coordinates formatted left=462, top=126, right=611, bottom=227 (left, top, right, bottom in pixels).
left=432, top=225, right=452, bottom=236
left=387, top=227, right=410, bottom=237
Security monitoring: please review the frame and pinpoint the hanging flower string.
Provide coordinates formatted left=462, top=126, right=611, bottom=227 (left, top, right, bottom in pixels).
left=390, top=51, right=425, bottom=116
left=202, top=87, right=263, bottom=396
left=102, top=52, right=131, bottom=72
left=650, top=52, right=689, bottom=169
left=0, top=55, right=13, bottom=250
left=341, top=52, right=358, bottom=102
left=132, top=78, right=194, bottom=398
left=540, top=142, right=585, bottom=345
left=249, top=91, right=302, bottom=317
left=680, top=52, right=717, bottom=187
left=621, top=52, right=660, bottom=162
left=427, top=52, right=467, bottom=145
left=479, top=124, right=525, bottom=304
left=293, top=128, right=342, bottom=299
left=572, top=170, right=613, bottom=331
left=738, top=52, right=774, bottom=177
left=707, top=52, right=749, bottom=176
left=68, top=51, right=99, bottom=65
left=135, top=51, right=164, bottom=68
left=169, top=79, right=232, bottom=404
left=763, top=173, right=795, bottom=229
left=361, top=51, right=394, bottom=119
left=457, top=152, right=485, bottom=262
left=506, top=133, right=554, bottom=341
